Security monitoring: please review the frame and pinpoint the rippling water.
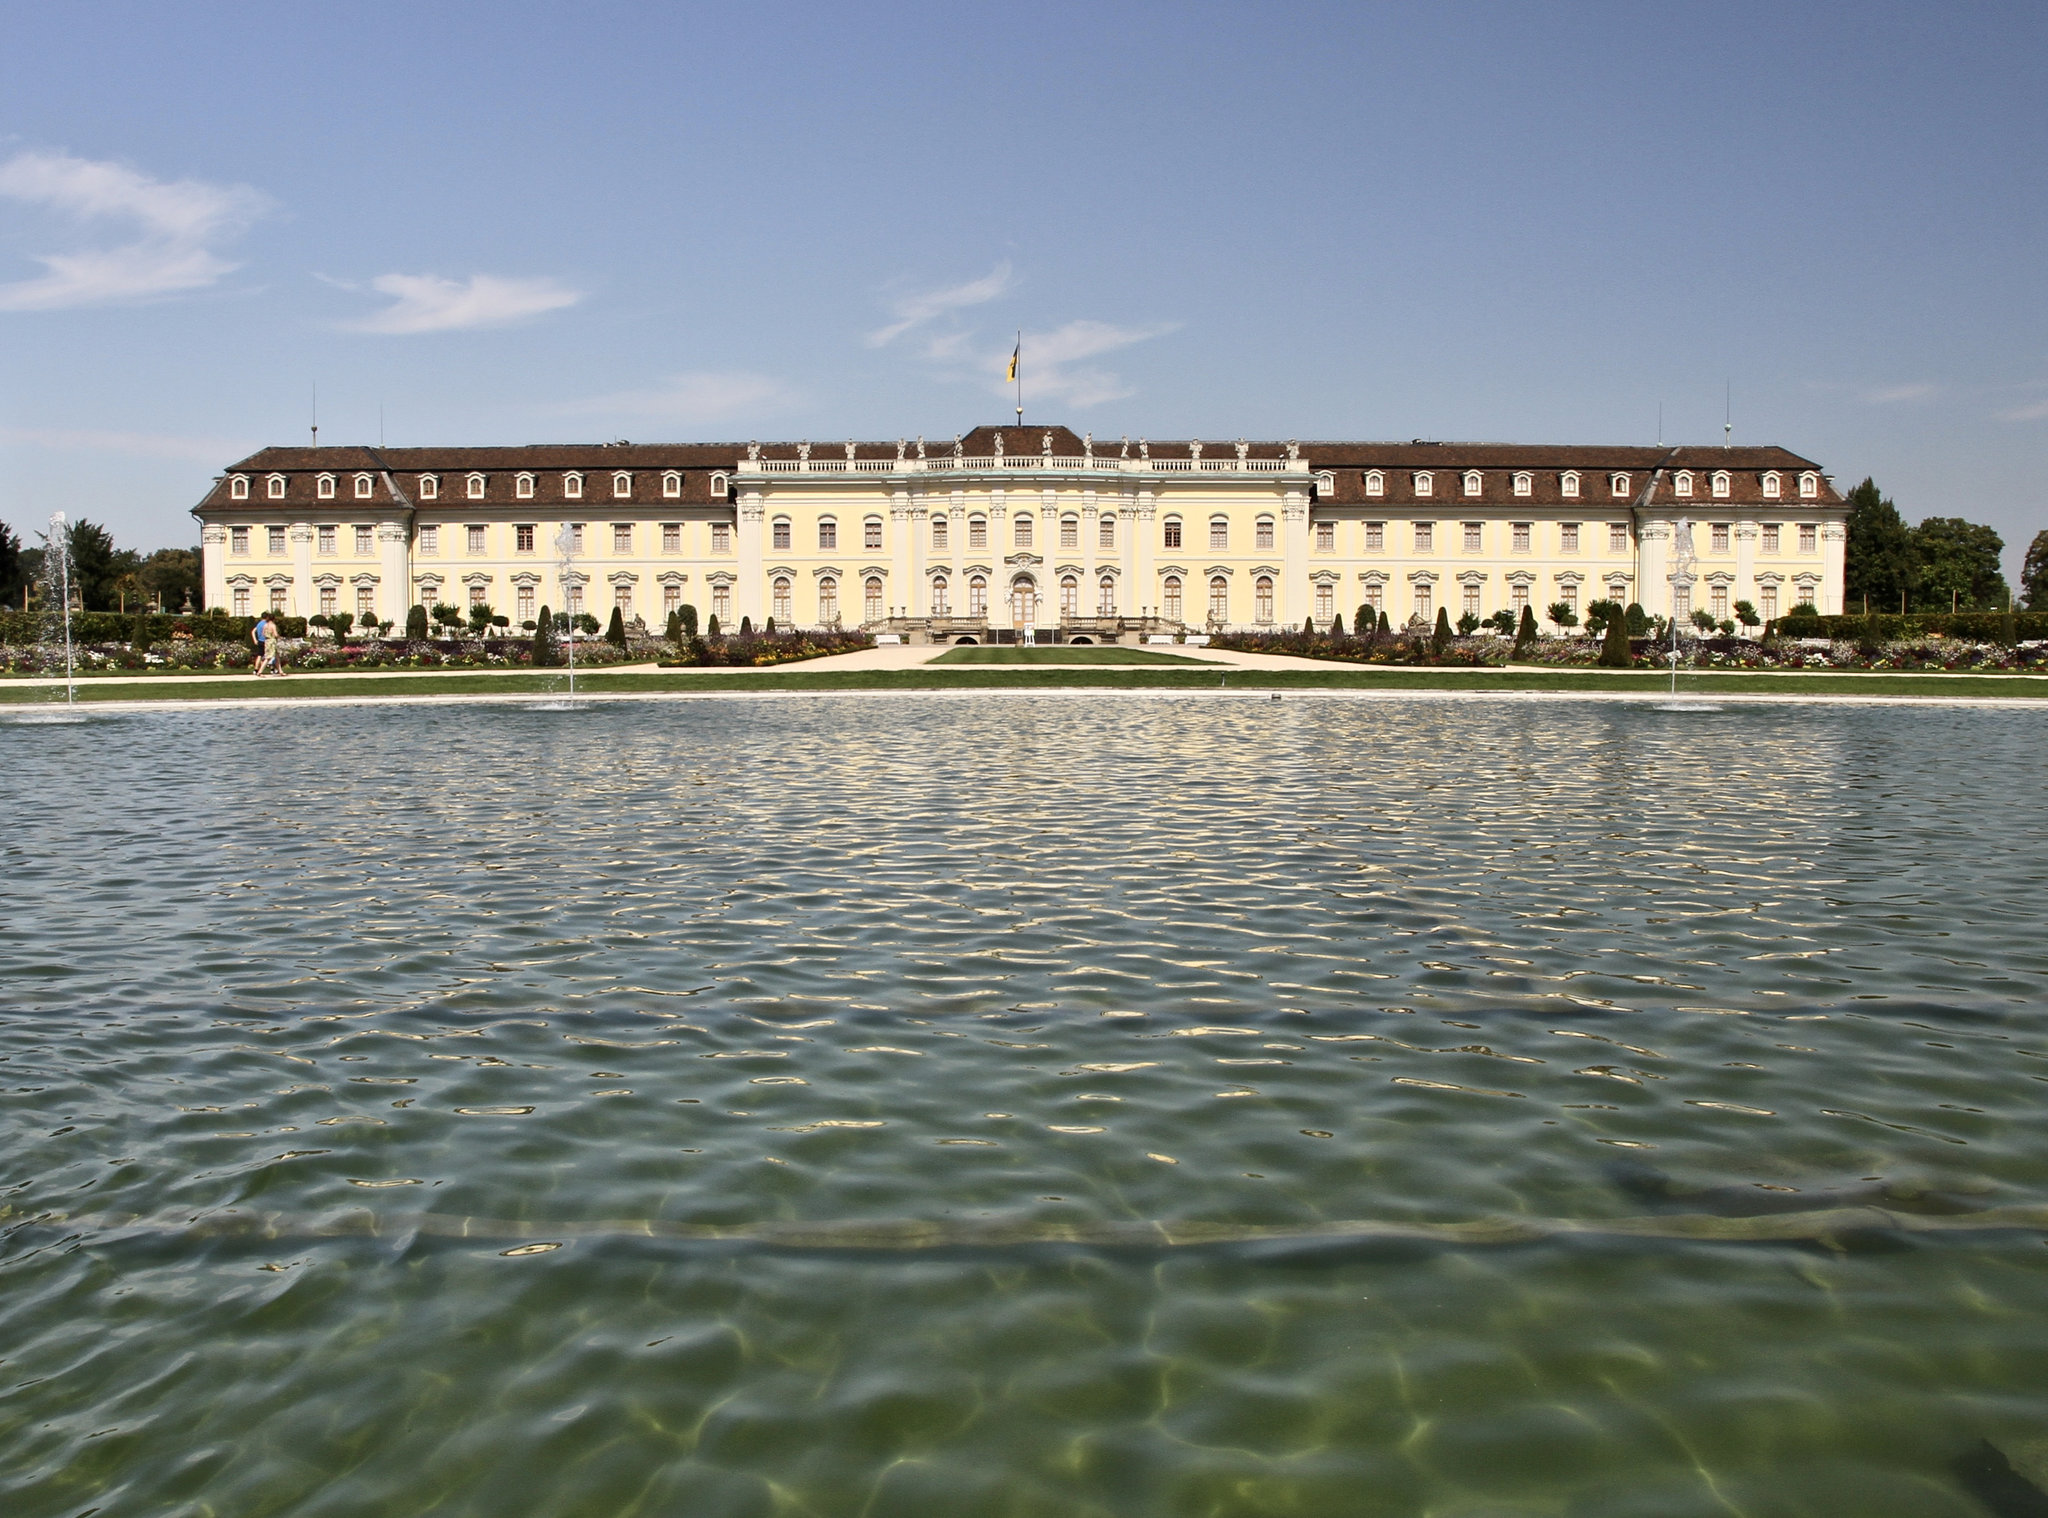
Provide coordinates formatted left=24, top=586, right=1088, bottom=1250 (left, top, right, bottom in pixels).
left=4, top=694, right=2047, bottom=1516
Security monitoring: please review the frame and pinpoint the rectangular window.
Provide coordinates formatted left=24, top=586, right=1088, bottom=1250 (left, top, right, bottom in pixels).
left=818, top=520, right=837, bottom=550
left=1099, top=515, right=1115, bottom=549
left=1761, top=584, right=1779, bottom=618
left=612, top=524, right=632, bottom=554
left=418, top=525, right=438, bottom=555
left=359, top=586, right=376, bottom=619
left=865, top=519, right=883, bottom=551
left=1561, top=582, right=1577, bottom=612
left=711, top=523, right=730, bottom=554
left=1560, top=522, right=1579, bottom=553
left=1711, top=523, right=1730, bottom=553
left=615, top=584, right=632, bottom=614
left=1674, top=583, right=1692, bottom=616
left=932, top=517, right=949, bottom=550
left=772, top=520, right=791, bottom=551
left=518, top=586, right=535, bottom=623
left=1365, top=521, right=1384, bottom=552
left=1463, top=582, right=1480, bottom=619
left=1762, top=524, right=1780, bottom=553
left=1799, top=524, right=1817, bottom=553
left=1061, top=518, right=1078, bottom=550
left=467, top=525, right=487, bottom=555
left=664, top=583, right=681, bottom=615
left=1414, top=581, right=1432, bottom=619
left=319, top=585, right=336, bottom=616
left=1014, top=515, right=1033, bottom=549
left=661, top=523, right=680, bottom=553
left=516, top=524, right=536, bottom=553
left=1609, top=522, right=1628, bottom=553
left=267, top=526, right=286, bottom=554
left=317, top=525, right=336, bottom=554
left=1413, top=522, right=1433, bottom=552
left=1462, top=522, right=1482, bottom=552
left=268, top=584, right=287, bottom=613
left=713, top=583, right=730, bottom=621
left=969, top=518, right=988, bottom=551
left=567, top=582, right=584, bottom=614
left=1711, top=583, right=1728, bottom=619
left=232, top=585, right=250, bottom=613
left=1512, top=522, right=1531, bottom=552
left=468, top=583, right=487, bottom=608
left=1163, top=519, right=1182, bottom=549
left=1512, top=582, right=1529, bottom=613
left=354, top=525, right=374, bottom=555
left=1257, top=519, right=1276, bottom=551
left=1315, top=521, right=1334, bottom=552
left=1209, top=519, right=1228, bottom=551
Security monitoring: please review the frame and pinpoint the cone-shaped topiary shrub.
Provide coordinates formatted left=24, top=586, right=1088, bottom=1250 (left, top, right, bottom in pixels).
left=764, top=616, right=776, bottom=635
left=666, top=609, right=683, bottom=644
left=1598, top=608, right=1631, bottom=667
left=1432, top=606, right=1452, bottom=655
left=739, top=615, right=753, bottom=636
left=405, top=604, right=429, bottom=640
left=1329, top=610, right=1346, bottom=637
left=1515, top=604, right=1538, bottom=652
left=605, top=605, right=627, bottom=648
left=706, top=613, right=720, bottom=639
left=532, top=604, right=559, bottom=666
left=680, top=603, right=698, bottom=637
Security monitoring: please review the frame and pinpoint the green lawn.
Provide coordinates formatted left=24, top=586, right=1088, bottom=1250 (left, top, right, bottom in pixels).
left=930, top=645, right=1208, bottom=665
left=6, top=665, right=2048, bottom=704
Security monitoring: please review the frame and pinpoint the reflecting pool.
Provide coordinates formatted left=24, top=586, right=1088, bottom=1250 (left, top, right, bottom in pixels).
left=4, top=695, right=2046, bottom=1516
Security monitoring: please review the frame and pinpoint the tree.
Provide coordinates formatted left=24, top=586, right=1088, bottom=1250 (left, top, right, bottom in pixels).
left=138, top=547, right=201, bottom=612
left=763, top=616, right=777, bottom=635
left=1690, top=609, right=1718, bottom=633
left=1842, top=478, right=1915, bottom=613
left=1598, top=606, right=1631, bottom=667
left=63, top=519, right=119, bottom=609
left=468, top=600, right=495, bottom=634
left=1456, top=611, right=1480, bottom=635
left=1910, top=517, right=2007, bottom=611
left=330, top=612, right=355, bottom=640
left=532, top=604, right=559, bottom=666
left=1377, top=610, right=1391, bottom=636
left=666, top=609, right=683, bottom=644
left=405, top=604, right=429, bottom=640
left=1623, top=602, right=1651, bottom=637
left=1547, top=600, right=1578, bottom=632
left=706, top=613, right=721, bottom=639
left=0, top=521, right=23, bottom=608
left=1356, top=603, right=1373, bottom=638
left=739, top=615, right=753, bottom=637
left=432, top=602, right=464, bottom=631
left=1483, top=608, right=1517, bottom=636
left=2023, top=531, right=2048, bottom=610
left=1734, top=599, right=1760, bottom=633
left=605, top=605, right=628, bottom=646
left=1514, top=604, right=1538, bottom=651
left=680, top=603, right=699, bottom=637
left=1583, top=599, right=1618, bottom=637
left=1329, top=609, right=1346, bottom=637
left=1303, top=614, right=1316, bottom=635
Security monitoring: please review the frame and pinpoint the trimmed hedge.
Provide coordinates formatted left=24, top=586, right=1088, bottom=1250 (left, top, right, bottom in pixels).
left=0, top=610, right=307, bottom=644
left=1770, top=610, right=2044, bottom=643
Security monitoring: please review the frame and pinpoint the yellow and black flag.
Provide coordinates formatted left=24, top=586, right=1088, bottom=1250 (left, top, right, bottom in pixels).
left=1006, top=337, right=1019, bottom=383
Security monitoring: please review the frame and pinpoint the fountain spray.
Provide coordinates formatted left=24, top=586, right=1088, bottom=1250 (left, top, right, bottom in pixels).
left=43, top=512, right=77, bottom=707
left=1667, top=517, right=1697, bottom=698
left=554, top=522, right=578, bottom=701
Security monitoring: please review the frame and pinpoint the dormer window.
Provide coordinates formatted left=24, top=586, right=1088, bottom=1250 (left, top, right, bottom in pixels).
left=1610, top=473, right=1629, bottom=497
left=709, top=471, right=729, bottom=498
left=1364, top=470, right=1384, bottom=497
left=267, top=474, right=286, bottom=500
left=466, top=473, right=485, bottom=500
left=612, top=471, right=631, bottom=499
left=516, top=473, right=534, bottom=499
left=419, top=475, right=439, bottom=500
left=317, top=473, right=336, bottom=500
left=1799, top=472, right=1819, bottom=499
left=662, top=471, right=681, bottom=498
left=1414, top=471, right=1434, bottom=497
left=1462, top=470, right=1482, bottom=497
left=1512, top=472, right=1531, bottom=497
left=230, top=475, right=249, bottom=500
left=1561, top=471, right=1579, bottom=498
left=1674, top=470, right=1694, bottom=497
left=564, top=472, right=583, bottom=499
left=1762, top=471, right=1782, bottom=499
left=1314, top=470, right=1335, bottom=498
left=354, top=473, right=374, bottom=500
left=1711, top=470, right=1730, bottom=498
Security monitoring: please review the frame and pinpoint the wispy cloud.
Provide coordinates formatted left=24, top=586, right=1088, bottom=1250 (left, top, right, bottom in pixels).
left=1862, top=383, right=1937, bottom=404
left=555, top=371, right=795, bottom=427
left=1000, top=319, right=1178, bottom=408
left=868, top=261, right=1013, bottom=347
left=345, top=273, right=583, bottom=334
left=1998, top=398, right=2048, bottom=422
left=0, top=150, right=268, bottom=311
left=0, top=425, right=249, bottom=462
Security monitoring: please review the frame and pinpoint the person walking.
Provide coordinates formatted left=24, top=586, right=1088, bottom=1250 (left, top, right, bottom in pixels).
left=269, top=613, right=288, bottom=677
left=250, top=612, right=270, bottom=675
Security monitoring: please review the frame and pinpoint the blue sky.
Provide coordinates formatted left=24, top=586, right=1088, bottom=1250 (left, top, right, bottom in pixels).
left=2, top=0, right=2044, bottom=574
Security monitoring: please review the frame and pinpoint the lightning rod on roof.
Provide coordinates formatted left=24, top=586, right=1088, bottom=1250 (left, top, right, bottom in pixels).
left=1724, top=382, right=1732, bottom=449
left=311, top=382, right=318, bottom=448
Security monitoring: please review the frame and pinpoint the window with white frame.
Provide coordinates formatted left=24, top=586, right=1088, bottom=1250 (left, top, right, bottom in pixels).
left=1609, top=522, right=1629, bottom=553
left=1560, top=582, right=1578, bottom=613
left=1608, top=577, right=1627, bottom=602
left=1799, top=524, right=1817, bottom=553
left=1710, top=522, right=1730, bottom=552
left=774, top=577, right=793, bottom=621
left=1512, top=521, right=1532, bottom=552
left=419, top=475, right=439, bottom=500
left=1463, top=521, right=1482, bottom=552
left=233, top=585, right=251, bottom=614
left=1162, top=517, right=1182, bottom=549
left=319, top=584, right=337, bottom=616
left=1365, top=521, right=1385, bottom=552
left=969, top=516, right=988, bottom=550
left=1209, top=516, right=1228, bottom=551
left=360, top=585, right=377, bottom=618
left=1761, top=583, right=1779, bottom=619
left=1463, top=582, right=1481, bottom=620
left=1163, top=576, right=1182, bottom=620
left=661, top=523, right=680, bottom=553
left=614, top=583, right=632, bottom=614
left=1712, top=471, right=1730, bottom=498
left=567, top=523, right=584, bottom=552
left=1463, top=470, right=1481, bottom=497
left=354, top=474, right=374, bottom=500
left=1014, top=514, right=1033, bottom=548
left=1414, top=581, right=1432, bottom=620
left=1799, top=472, right=1819, bottom=499
left=354, top=525, right=373, bottom=555
left=1762, top=472, right=1781, bottom=499
left=1413, top=521, right=1433, bottom=552
left=1256, top=516, right=1275, bottom=551
left=317, top=474, right=336, bottom=500
left=772, top=518, right=791, bottom=551
left=230, top=475, right=249, bottom=499
left=1314, top=580, right=1332, bottom=620
left=1561, top=471, right=1579, bottom=498
left=1255, top=576, right=1274, bottom=622
left=932, top=515, right=949, bottom=550
left=264, top=474, right=285, bottom=500
left=1061, top=575, right=1078, bottom=616
left=1365, top=581, right=1383, bottom=614
left=418, top=524, right=439, bottom=555
left=467, top=524, right=486, bottom=555
left=1061, top=516, right=1079, bottom=550
left=711, top=582, right=728, bottom=621
left=612, top=523, right=632, bottom=554
left=565, top=473, right=583, bottom=499
left=1710, top=582, right=1728, bottom=620
left=567, top=581, right=585, bottom=614
left=865, top=517, right=883, bottom=551
left=1610, top=473, right=1629, bottom=497
left=818, top=578, right=839, bottom=622
left=969, top=576, right=987, bottom=615
left=1210, top=576, right=1229, bottom=622
left=1315, top=520, right=1334, bottom=552
left=317, top=525, right=336, bottom=554
left=517, top=524, right=537, bottom=553
left=1513, top=472, right=1531, bottom=497
left=1761, top=523, right=1780, bottom=553
left=1098, top=514, right=1115, bottom=549
left=1675, top=470, right=1694, bottom=497
left=516, top=473, right=534, bottom=499
left=663, top=472, right=681, bottom=499
left=928, top=576, right=947, bottom=615
left=1097, top=575, right=1115, bottom=615
left=1560, top=522, right=1580, bottom=552
left=1364, top=470, right=1385, bottom=496
left=613, top=472, right=631, bottom=500
left=865, top=577, right=883, bottom=622
left=267, top=526, right=286, bottom=554
left=709, top=472, right=728, bottom=499
left=710, top=522, right=730, bottom=554
left=818, top=518, right=837, bottom=550
left=1511, top=581, right=1529, bottom=613
left=467, top=473, right=485, bottom=500
left=519, top=585, right=536, bottom=623
left=1415, top=472, right=1434, bottom=497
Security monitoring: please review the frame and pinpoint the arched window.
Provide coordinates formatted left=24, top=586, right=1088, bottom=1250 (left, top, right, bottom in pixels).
left=1014, top=513, right=1033, bottom=548
left=1674, top=470, right=1694, bottom=497
left=1463, top=470, right=1482, bottom=497
left=613, top=471, right=632, bottom=499
left=1711, top=471, right=1730, bottom=498
left=865, top=577, right=883, bottom=622
left=1799, top=472, right=1819, bottom=499
left=772, top=577, right=792, bottom=622
left=466, top=473, right=485, bottom=500
left=564, top=472, right=583, bottom=499
left=1061, top=575, right=1078, bottom=616
left=864, top=517, right=883, bottom=551
left=1316, top=581, right=1333, bottom=619
left=772, top=517, right=791, bottom=551
left=931, top=515, right=948, bottom=550
left=1255, top=516, right=1275, bottom=551
left=1414, top=472, right=1434, bottom=497
left=818, top=518, right=837, bottom=550
left=1255, top=576, right=1274, bottom=622
left=1209, top=516, right=1229, bottom=551
left=1099, top=514, right=1116, bottom=549
left=268, top=474, right=287, bottom=499
left=1560, top=471, right=1579, bottom=498
left=317, top=474, right=336, bottom=500
left=1762, top=471, right=1782, bottom=499
left=1208, top=575, right=1228, bottom=622
left=355, top=474, right=374, bottom=500
left=1162, top=517, right=1183, bottom=549
left=1512, top=472, right=1531, bottom=497
left=1364, top=470, right=1385, bottom=497
left=818, top=577, right=839, bottom=622
left=419, top=474, right=439, bottom=500
left=969, top=515, right=988, bottom=551
left=230, top=475, right=249, bottom=500
left=1011, top=579, right=1035, bottom=628
left=931, top=576, right=949, bottom=615
left=1060, top=515, right=1079, bottom=550
left=1610, top=473, right=1629, bottom=497
left=516, top=472, right=535, bottom=499
left=968, top=575, right=987, bottom=615
left=1163, top=575, right=1183, bottom=620
left=663, top=471, right=681, bottom=498
left=1097, top=576, right=1115, bottom=615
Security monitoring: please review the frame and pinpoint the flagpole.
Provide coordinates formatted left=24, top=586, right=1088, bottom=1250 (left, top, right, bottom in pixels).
left=1015, top=330, right=1022, bottom=425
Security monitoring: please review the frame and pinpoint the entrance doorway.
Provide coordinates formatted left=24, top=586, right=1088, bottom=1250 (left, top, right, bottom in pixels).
left=1010, top=578, right=1036, bottom=632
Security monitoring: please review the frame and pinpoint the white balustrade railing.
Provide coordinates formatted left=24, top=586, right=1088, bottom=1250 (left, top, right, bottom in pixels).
left=739, top=453, right=1304, bottom=476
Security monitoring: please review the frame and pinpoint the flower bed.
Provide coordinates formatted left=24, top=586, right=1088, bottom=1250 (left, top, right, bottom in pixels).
left=657, top=631, right=874, bottom=668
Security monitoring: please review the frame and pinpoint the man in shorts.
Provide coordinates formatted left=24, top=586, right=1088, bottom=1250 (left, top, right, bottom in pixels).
left=251, top=613, right=270, bottom=675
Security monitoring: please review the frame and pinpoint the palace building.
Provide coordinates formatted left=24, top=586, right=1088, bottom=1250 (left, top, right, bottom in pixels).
left=194, top=425, right=1847, bottom=639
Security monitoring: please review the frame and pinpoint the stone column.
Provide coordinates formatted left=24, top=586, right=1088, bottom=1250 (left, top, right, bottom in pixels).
left=1281, top=487, right=1310, bottom=625
left=1081, top=489, right=1098, bottom=603
left=1134, top=488, right=1156, bottom=622
left=377, top=522, right=410, bottom=628
left=1040, top=486, right=1058, bottom=632
left=736, top=491, right=765, bottom=624
left=890, top=487, right=912, bottom=621
left=1820, top=521, right=1846, bottom=614
left=1734, top=521, right=1759, bottom=620
left=907, top=489, right=926, bottom=620
left=200, top=524, right=226, bottom=612
left=1636, top=519, right=1670, bottom=621
left=288, top=523, right=314, bottom=617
